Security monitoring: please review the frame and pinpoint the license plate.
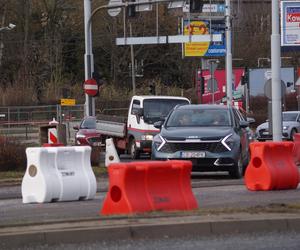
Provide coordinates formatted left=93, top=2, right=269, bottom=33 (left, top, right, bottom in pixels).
left=92, top=142, right=102, bottom=146
left=181, top=151, right=206, bottom=158
left=262, top=131, right=269, bottom=135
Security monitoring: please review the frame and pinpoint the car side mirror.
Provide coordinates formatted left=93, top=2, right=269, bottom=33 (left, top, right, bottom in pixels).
left=239, top=120, right=249, bottom=128
left=73, top=125, right=79, bottom=131
left=132, top=107, right=143, bottom=124
left=154, top=121, right=163, bottom=129
left=132, top=107, right=143, bottom=117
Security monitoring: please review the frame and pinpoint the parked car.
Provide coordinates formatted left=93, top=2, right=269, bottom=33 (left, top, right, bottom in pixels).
left=73, top=116, right=103, bottom=165
left=255, top=111, right=300, bottom=141
left=151, top=104, right=252, bottom=178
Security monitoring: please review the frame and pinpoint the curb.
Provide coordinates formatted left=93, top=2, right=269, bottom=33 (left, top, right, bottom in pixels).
left=1, top=213, right=300, bottom=248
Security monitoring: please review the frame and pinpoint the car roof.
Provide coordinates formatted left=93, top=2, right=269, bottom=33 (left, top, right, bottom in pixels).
left=175, top=104, right=230, bottom=111
left=283, top=111, right=300, bottom=114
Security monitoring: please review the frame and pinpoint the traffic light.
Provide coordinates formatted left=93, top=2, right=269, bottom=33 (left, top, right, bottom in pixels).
left=190, top=0, right=203, bottom=13
left=127, top=0, right=136, bottom=17
left=92, top=71, right=105, bottom=96
left=200, top=76, right=205, bottom=94
left=196, top=69, right=205, bottom=94
left=149, top=84, right=156, bottom=95
left=241, top=67, right=249, bottom=86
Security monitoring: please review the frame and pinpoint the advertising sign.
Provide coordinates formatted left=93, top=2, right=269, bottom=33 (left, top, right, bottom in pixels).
left=249, top=68, right=294, bottom=96
left=197, top=68, right=245, bottom=104
left=281, top=1, right=300, bottom=46
left=183, top=19, right=226, bottom=57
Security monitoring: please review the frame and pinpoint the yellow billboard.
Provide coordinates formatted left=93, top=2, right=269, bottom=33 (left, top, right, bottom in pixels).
left=184, top=20, right=210, bottom=57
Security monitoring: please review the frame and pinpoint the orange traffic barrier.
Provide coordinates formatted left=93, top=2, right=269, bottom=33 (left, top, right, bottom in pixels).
left=245, top=141, right=299, bottom=191
left=100, top=160, right=198, bottom=215
left=292, top=133, right=300, bottom=165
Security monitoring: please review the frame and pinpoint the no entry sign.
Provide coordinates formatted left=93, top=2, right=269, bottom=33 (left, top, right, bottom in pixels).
left=84, top=79, right=98, bottom=96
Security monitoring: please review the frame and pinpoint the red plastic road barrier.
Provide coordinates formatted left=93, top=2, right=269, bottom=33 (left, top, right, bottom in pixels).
left=292, top=133, right=300, bottom=165
left=245, top=141, right=299, bottom=191
left=100, top=160, right=198, bottom=215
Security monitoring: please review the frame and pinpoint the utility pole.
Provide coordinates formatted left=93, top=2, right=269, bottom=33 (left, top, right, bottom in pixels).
left=129, top=23, right=136, bottom=95
left=225, top=0, right=233, bottom=105
left=84, top=0, right=95, bottom=117
left=271, top=0, right=282, bottom=141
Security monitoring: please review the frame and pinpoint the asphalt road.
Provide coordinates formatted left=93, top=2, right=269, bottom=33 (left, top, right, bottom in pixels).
left=1, top=177, right=300, bottom=226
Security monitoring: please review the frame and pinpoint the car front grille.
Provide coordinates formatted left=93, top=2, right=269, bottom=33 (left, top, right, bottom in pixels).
left=159, top=141, right=227, bottom=153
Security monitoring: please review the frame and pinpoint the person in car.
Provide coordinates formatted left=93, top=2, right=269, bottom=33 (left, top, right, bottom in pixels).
left=178, top=113, right=192, bottom=126
left=212, top=113, right=226, bottom=125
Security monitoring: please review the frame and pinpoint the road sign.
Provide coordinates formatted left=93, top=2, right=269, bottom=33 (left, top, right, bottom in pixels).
left=264, top=70, right=272, bottom=80
left=209, top=62, right=218, bottom=75
left=207, top=78, right=218, bottom=92
left=107, top=0, right=122, bottom=17
left=84, top=79, right=98, bottom=97
left=61, top=99, right=76, bottom=106
left=264, top=79, right=286, bottom=99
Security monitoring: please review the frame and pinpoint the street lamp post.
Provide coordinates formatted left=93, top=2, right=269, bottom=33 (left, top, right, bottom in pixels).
left=225, top=0, right=233, bottom=105
left=0, top=23, right=16, bottom=32
left=271, top=0, right=282, bottom=142
left=84, top=0, right=95, bottom=117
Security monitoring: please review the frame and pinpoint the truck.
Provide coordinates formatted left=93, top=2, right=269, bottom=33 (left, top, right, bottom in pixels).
left=74, top=95, right=190, bottom=159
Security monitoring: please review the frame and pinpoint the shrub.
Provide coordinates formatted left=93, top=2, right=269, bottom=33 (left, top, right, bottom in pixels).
left=0, top=136, right=27, bottom=172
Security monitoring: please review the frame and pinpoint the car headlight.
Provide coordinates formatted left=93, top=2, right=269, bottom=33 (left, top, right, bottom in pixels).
left=283, top=126, right=289, bottom=130
left=76, top=134, right=86, bottom=139
left=141, top=134, right=154, bottom=141
left=222, top=133, right=234, bottom=151
left=153, top=135, right=166, bottom=151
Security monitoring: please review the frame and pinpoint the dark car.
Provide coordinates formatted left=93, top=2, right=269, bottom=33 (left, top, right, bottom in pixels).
left=73, top=116, right=104, bottom=165
left=151, top=104, right=251, bottom=178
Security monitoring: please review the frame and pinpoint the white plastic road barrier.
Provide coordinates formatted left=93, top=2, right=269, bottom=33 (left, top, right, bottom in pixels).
left=105, top=138, right=120, bottom=167
left=22, top=146, right=97, bottom=203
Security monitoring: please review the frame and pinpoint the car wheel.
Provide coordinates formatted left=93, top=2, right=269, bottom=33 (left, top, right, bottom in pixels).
left=129, top=139, right=140, bottom=159
left=290, top=128, right=297, bottom=141
left=229, top=151, right=243, bottom=179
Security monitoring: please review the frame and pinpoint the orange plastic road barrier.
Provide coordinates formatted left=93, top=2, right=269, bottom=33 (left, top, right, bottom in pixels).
left=292, top=133, right=300, bottom=165
left=245, top=141, right=299, bottom=191
left=100, top=160, right=198, bottom=215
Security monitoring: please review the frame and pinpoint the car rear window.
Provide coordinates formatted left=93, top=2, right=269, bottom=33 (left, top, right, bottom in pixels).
left=80, top=118, right=96, bottom=129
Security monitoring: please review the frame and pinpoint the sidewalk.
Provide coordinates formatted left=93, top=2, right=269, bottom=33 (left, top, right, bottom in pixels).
left=1, top=211, right=300, bottom=248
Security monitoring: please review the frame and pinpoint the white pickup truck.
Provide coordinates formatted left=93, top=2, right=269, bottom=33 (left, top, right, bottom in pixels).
left=95, top=95, right=190, bottom=159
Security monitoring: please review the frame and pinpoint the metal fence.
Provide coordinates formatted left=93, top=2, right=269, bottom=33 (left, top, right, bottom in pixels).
left=0, top=104, right=86, bottom=145
left=0, top=104, right=85, bottom=125
left=0, top=102, right=130, bottom=145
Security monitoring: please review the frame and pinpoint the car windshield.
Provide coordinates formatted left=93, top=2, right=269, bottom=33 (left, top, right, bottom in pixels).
left=166, top=108, right=231, bottom=127
left=282, top=113, right=298, bottom=122
left=143, top=99, right=189, bottom=124
left=80, top=118, right=96, bottom=129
